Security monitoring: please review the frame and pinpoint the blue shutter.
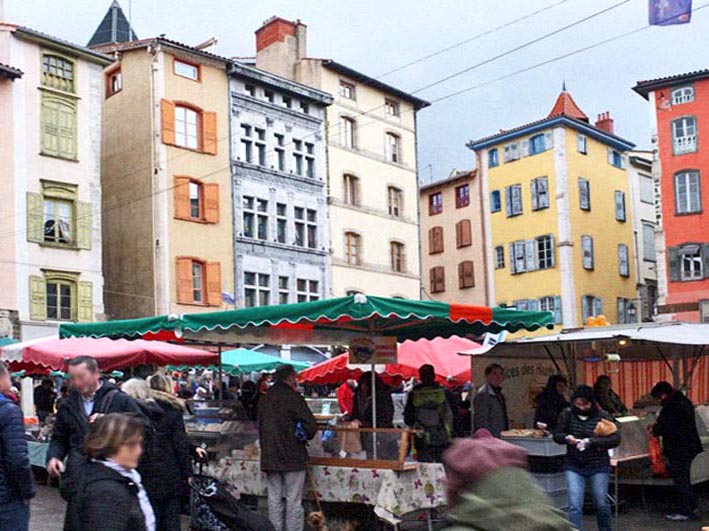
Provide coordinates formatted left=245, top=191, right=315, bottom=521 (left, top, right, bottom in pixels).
left=525, top=239, right=537, bottom=271
left=582, top=296, right=589, bottom=321
left=505, top=187, right=513, bottom=217
left=509, top=243, right=516, bottom=274
left=594, top=297, right=603, bottom=316
left=531, top=180, right=539, bottom=210
left=553, top=295, right=562, bottom=324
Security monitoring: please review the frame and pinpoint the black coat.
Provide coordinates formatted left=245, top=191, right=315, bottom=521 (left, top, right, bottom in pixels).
left=534, top=389, right=570, bottom=431
left=553, top=407, right=621, bottom=472
left=77, top=459, right=148, bottom=531
left=0, top=395, right=35, bottom=504
left=257, top=382, right=317, bottom=473
left=653, top=391, right=703, bottom=465
left=34, top=385, right=56, bottom=413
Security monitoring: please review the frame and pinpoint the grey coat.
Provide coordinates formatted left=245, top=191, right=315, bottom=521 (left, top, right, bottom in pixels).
left=473, top=384, right=509, bottom=438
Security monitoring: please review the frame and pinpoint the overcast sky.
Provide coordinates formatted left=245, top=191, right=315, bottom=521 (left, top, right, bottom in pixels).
left=7, top=0, right=708, bottom=183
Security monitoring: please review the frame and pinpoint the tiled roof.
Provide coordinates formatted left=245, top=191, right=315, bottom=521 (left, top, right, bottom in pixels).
left=547, top=89, right=588, bottom=121
left=419, top=169, right=476, bottom=192
left=14, top=26, right=112, bottom=64
left=0, top=62, right=23, bottom=80
left=633, top=68, right=709, bottom=99
left=95, top=36, right=229, bottom=64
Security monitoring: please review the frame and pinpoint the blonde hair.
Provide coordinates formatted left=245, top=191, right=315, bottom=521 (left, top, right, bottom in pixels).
left=121, top=378, right=152, bottom=401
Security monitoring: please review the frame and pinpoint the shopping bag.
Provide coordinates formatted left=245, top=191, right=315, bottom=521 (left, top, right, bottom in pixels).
left=648, top=434, right=669, bottom=477
left=339, top=422, right=363, bottom=454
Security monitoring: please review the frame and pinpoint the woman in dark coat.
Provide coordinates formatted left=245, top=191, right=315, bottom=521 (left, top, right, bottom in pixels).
left=534, top=374, right=570, bottom=431
left=353, top=372, right=395, bottom=459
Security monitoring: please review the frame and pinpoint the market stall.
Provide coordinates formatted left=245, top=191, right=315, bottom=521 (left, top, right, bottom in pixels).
left=170, top=347, right=311, bottom=375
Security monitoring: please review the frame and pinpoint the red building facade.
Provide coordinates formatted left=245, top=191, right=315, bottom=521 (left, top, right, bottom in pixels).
left=634, top=70, right=709, bottom=323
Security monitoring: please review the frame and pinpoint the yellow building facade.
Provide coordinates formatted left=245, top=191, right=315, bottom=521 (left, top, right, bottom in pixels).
left=470, top=90, right=638, bottom=327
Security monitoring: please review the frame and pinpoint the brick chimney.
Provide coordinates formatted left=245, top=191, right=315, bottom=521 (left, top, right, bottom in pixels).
left=595, top=112, right=614, bottom=134
left=255, top=16, right=306, bottom=81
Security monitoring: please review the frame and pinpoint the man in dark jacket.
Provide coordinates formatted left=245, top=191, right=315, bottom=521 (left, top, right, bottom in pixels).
left=46, top=356, right=143, bottom=531
left=33, top=378, right=56, bottom=422
left=258, top=365, right=317, bottom=531
left=473, top=363, right=508, bottom=437
left=650, top=381, right=703, bottom=522
left=0, top=361, right=35, bottom=531
left=404, top=364, right=454, bottom=462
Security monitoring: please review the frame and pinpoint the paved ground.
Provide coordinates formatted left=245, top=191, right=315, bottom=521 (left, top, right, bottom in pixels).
left=30, top=483, right=708, bottom=531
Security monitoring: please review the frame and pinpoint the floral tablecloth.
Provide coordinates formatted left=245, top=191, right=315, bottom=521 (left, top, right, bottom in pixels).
left=204, top=458, right=447, bottom=524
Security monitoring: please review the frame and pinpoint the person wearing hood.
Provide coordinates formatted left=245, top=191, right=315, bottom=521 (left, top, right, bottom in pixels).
left=441, top=429, right=573, bottom=531
left=593, top=375, right=627, bottom=417
left=46, top=356, right=143, bottom=531
left=554, top=385, right=621, bottom=531
left=473, top=364, right=508, bottom=438
left=534, top=375, right=570, bottom=431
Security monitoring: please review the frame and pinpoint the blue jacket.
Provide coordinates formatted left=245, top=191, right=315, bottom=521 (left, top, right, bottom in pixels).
left=0, top=395, right=35, bottom=504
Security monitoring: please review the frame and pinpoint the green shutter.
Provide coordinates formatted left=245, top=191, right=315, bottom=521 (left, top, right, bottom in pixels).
left=77, top=281, right=93, bottom=322
left=58, top=101, right=77, bottom=160
left=29, top=276, right=47, bottom=321
left=27, top=192, right=44, bottom=243
left=76, top=201, right=92, bottom=249
left=40, top=95, right=76, bottom=160
left=41, top=97, right=59, bottom=156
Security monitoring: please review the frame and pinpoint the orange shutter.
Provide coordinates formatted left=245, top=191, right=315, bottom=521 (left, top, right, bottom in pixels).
left=174, top=176, right=191, bottom=219
left=176, top=257, right=193, bottom=303
left=161, top=99, right=176, bottom=145
left=206, top=262, right=221, bottom=306
left=204, top=183, right=220, bottom=223
left=203, top=111, right=217, bottom=155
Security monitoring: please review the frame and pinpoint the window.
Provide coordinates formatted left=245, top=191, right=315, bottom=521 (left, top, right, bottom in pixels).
left=608, top=149, right=624, bottom=169
left=529, top=133, right=551, bottom=155
left=430, top=266, right=445, bottom=294
left=176, top=258, right=220, bottom=306
left=174, top=177, right=218, bottom=223
left=490, top=190, right=502, bottom=213
left=293, top=139, right=304, bottom=175
left=640, top=175, right=654, bottom=204
left=674, top=171, right=701, bottom=214
left=388, top=187, right=403, bottom=217
left=503, top=143, right=519, bottom=163
left=244, top=272, right=270, bottom=307
left=577, top=134, right=588, bottom=155
left=494, top=246, right=505, bottom=269
left=255, top=128, right=266, bottom=166
left=672, top=116, right=697, bottom=154
left=456, top=220, right=472, bottom=248
left=488, top=148, right=499, bottom=168
left=578, top=178, right=591, bottom=211
left=242, top=196, right=255, bottom=238
left=510, top=241, right=527, bottom=274
left=539, top=296, right=562, bottom=325
left=264, top=90, right=275, bottom=103
left=294, top=207, right=305, bottom=246
left=300, top=101, right=309, bottom=114
left=175, top=106, right=200, bottom=150
left=244, top=84, right=256, bottom=97
left=618, top=244, right=630, bottom=277
left=456, top=184, right=470, bottom=208
left=339, top=80, right=355, bottom=100
left=582, top=235, right=594, bottom=270
left=531, top=177, right=549, bottom=210
left=390, top=242, right=406, bottom=272
left=46, top=280, right=74, bottom=321
left=30, top=273, right=92, bottom=322
left=429, top=226, right=444, bottom=254
left=581, top=295, right=603, bottom=321
left=257, top=199, right=268, bottom=240
left=282, top=95, right=292, bottom=108
left=681, top=247, right=703, bottom=280
left=27, top=182, right=91, bottom=249
left=278, top=276, right=290, bottom=305
left=106, top=67, right=122, bottom=97
left=505, top=184, right=523, bottom=217
left=669, top=244, right=705, bottom=282
left=343, top=174, right=359, bottom=206
left=297, top=279, right=320, bottom=302
left=305, top=142, right=315, bottom=178
left=189, top=181, right=201, bottom=219
left=617, top=298, right=634, bottom=325
left=513, top=299, right=538, bottom=311
left=240, top=124, right=253, bottom=163
left=340, top=117, right=356, bottom=148
left=275, top=133, right=286, bottom=171
left=276, top=203, right=287, bottom=244
left=429, top=192, right=443, bottom=215
left=614, top=191, right=627, bottom=221
left=162, top=100, right=216, bottom=154
left=385, top=99, right=400, bottom=116
left=458, top=261, right=475, bottom=289
left=536, top=235, right=555, bottom=269
left=42, top=53, right=74, bottom=92
left=386, top=133, right=401, bottom=163
left=642, top=222, right=656, bottom=262
left=345, top=232, right=362, bottom=265
left=671, top=86, right=694, bottom=105
left=41, top=95, right=77, bottom=160
left=306, top=209, right=318, bottom=249
left=700, top=300, right=709, bottom=324
left=174, top=59, right=199, bottom=81
left=191, top=261, right=205, bottom=303
left=43, top=198, right=73, bottom=244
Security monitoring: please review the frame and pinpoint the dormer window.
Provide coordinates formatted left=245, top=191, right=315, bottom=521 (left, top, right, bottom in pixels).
left=671, top=86, right=694, bottom=105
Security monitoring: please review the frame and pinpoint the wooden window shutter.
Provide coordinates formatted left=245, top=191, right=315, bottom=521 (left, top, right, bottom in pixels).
left=667, top=247, right=680, bottom=282
left=431, top=266, right=445, bottom=293
left=459, top=261, right=475, bottom=289
left=457, top=219, right=472, bottom=248
left=77, top=281, right=94, bottom=322
left=436, top=227, right=444, bottom=253
left=29, top=276, right=47, bottom=321
left=206, top=262, right=222, bottom=306
left=26, top=192, right=44, bottom=243
left=203, top=111, right=218, bottom=155
left=76, top=201, right=92, bottom=249
left=455, top=221, right=462, bottom=248
left=174, top=177, right=191, bottom=219
left=161, top=99, right=176, bottom=146
left=176, top=257, right=193, bottom=303
left=204, top=183, right=220, bottom=223
left=429, top=227, right=443, bottom=254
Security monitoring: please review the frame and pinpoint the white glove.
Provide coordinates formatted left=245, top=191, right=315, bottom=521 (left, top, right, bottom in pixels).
left=576, top=438, right=591, bottom=452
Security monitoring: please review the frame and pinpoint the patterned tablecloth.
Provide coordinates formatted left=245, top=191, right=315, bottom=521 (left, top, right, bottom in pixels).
left=204, top=458, right=447, bottom=524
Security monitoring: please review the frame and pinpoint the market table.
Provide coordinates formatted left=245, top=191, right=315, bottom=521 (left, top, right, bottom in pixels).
left=204, top=458, right=446, bottom=524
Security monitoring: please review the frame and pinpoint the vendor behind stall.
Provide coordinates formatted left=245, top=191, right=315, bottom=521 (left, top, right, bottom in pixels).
left=473, top=364, right=508, bottom=438
left=593, top=375, right=628, bottom=416
left=534, top=375, right=569, bottom=431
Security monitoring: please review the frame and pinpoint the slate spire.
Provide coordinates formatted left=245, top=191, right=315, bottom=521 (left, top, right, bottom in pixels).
left=88, top=0, right=137, bottom=48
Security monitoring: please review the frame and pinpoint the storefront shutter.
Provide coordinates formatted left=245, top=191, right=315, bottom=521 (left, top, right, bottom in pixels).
left=176, top=257, right=193, bottom=303
left=26, top=192, right=44, bottom=243
left=204, top=183, right=220, bottom=224
left=667, top=247, right=680, bottom=282
left=161, top=99, right=176, bottom=145
left=76, top=201, right=92, bottom=249
left=174, top=177, right=191, bottom=219
left=203, top=111, right=218, bottom=155
left=77, top=281, right=93, bottom=322
left=29, top=276, right=47, bottom=321
left=206, top=262, right=222, bottom=306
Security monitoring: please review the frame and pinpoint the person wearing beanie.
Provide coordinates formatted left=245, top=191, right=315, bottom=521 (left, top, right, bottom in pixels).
left=553, top=385, right=621, bottom=531
left=441, top=429, right=573, bottom=531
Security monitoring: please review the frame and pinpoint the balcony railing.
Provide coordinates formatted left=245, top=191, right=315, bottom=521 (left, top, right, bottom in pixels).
left=674, top=135, right=697, bottom=154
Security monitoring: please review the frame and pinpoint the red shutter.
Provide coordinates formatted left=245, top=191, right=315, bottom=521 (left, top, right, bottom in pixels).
left=176, top=257, right=193, bottom=303
left=457, top=219, right=472, bottom=248
left=206, top=262, right=221, bottom=306
left=459, top=261, right=475, bottom=289
left=174, top=176, right=191, bottom=220
left=203, top=111, right=217, bottom=155
left=204, top=183, right=220, bottom=223
left=161, top=99, right=176, bottom=145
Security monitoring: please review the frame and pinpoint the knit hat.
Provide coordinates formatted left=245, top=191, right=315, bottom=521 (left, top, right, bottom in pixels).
left=443, top=429, right=528, bottom=506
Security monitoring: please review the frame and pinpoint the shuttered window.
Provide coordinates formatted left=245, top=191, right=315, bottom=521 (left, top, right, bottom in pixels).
left=505, top=184, right=523, bottom=217
left=458, top=261, right=475, bottom=289
left=430, top=266, right=445, bottom=293
left=161, top=99, right=217, bottom=155
left=456, top=220, right=472, bottom=248
left=29, top=274, right=92, bottom=322
left=41, top=94, right=77, bottom=160
left=581, top=295, right=603, bottom=321
left=539, top=296, right=562, bottom=325
left=668, top=244, right=709, bottom=282
left=614, top=191, right=627, bottom=221
left=582, top=235, right=594, bottom=270
left=174, top=177, right=219, bottom=223
left=618, top=244, right=630, bottom=277
left=27, top=182, right=91, bottom=250
left=429, top=226, right=444, bottom=254
left=578, top=178, right=591, bottom=211
left=176, top=257, right=221, bottom=305
left=531, top=177, right=549, bottom=210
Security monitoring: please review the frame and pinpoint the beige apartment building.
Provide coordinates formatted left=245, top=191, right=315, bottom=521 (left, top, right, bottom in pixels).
left=419, top=170, right=489, bottom=305
left=253, top=17, right=430, bottom=299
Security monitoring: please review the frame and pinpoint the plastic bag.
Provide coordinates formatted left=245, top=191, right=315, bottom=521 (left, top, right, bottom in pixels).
left=648, top=434, right=669, bottom=477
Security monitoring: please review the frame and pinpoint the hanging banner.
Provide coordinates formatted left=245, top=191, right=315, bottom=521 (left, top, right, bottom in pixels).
left=348, top=336, right=398, bottom=364
left=649, top=0, right=692, bottom=26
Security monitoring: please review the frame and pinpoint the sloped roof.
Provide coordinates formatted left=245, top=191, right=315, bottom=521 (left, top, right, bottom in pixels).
left=88, top=0, right=137, bottom=48
left=548, top=88, right=588, bottom=121
left=95, top=36, right=229, bottom=64
left=420, top=169, right=476, bottom=192
left=14, top=26, right=112, bottom=65
left=633, top=68, right=709, bottom=99
left=0, top=62, right=23, bottom=80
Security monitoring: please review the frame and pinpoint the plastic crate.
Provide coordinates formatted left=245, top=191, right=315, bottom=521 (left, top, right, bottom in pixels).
left=533, top=472, right=566, bottom=492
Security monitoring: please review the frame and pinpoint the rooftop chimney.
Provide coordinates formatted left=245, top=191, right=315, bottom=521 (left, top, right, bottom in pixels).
left=255, top=16, right=306, bottom=81
left=595, top=112, right=614, bottom=135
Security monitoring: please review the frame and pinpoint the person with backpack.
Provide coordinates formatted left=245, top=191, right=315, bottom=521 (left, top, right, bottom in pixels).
left=404, top=364, right=454, bottom=463
left=46, top=356, right=143, bottom=531
left=0, top=361, right=35, bottom=531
